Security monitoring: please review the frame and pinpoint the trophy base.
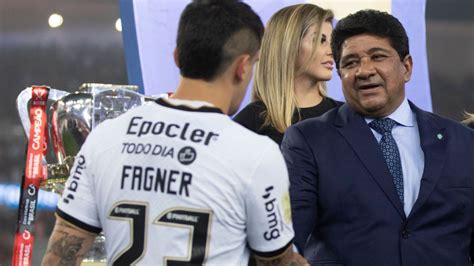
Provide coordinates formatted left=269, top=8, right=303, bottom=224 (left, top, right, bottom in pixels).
left=81, top=233, right=107, bottom=265
left=40, top=178, right=67, bottom=194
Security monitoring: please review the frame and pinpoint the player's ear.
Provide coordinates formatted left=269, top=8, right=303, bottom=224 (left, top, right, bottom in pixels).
left=173, top=48, right=180, bottom=68
left=234, top=54, right=251, bottom=81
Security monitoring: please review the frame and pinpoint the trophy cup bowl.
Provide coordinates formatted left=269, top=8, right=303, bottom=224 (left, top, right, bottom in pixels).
left=17, top=83, right=152, bottom=265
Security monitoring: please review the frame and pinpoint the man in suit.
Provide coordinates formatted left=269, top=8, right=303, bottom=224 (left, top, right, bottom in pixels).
left=282, top=9, right=474, bottom=265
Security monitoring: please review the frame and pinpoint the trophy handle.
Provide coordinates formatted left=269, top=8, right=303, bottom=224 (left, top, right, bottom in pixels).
left=16, top=87, right=69, bottom=138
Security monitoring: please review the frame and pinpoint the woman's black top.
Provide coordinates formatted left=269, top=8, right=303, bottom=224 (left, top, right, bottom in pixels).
left=234, top=97, right=343, bottom=145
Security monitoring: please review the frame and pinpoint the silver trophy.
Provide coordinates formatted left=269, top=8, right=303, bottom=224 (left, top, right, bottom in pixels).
left=16, top=83, right=155, bottom=264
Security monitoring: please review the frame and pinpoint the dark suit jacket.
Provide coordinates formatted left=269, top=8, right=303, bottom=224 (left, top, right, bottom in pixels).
left=281, top=102, right=474, bottom=266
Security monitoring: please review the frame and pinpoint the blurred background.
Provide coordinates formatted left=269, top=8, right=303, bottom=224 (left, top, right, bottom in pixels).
left=0, top=0, right=472, bottom=264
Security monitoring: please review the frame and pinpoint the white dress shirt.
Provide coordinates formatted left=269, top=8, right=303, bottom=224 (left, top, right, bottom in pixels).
left=366, top=98, right=425, bottom=216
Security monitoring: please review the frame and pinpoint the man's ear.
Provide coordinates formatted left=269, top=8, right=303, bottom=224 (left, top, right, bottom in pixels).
left=234, top=54, right=251, bottom=81
left=403, top=54, right=413, bottom=82
left=173, top=48, right=180, bottom=68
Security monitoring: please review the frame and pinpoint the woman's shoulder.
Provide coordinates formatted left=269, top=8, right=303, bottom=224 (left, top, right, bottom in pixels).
left=303, top=96, right=343, bottom=112
left=323, top=96, right=344, bottom=107
left=241, top=100, right=267, bottom=112
left=233, top=101, right=267, bottom=130
left=234, top=101, right=266, bottom=117
left=297, top=97, right=343, bottom=121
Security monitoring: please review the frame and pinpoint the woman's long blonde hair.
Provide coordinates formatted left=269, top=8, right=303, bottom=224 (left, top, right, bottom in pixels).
left=462, top=112, right=474, bottom=126
left=252, top=4, right=333, bottom=133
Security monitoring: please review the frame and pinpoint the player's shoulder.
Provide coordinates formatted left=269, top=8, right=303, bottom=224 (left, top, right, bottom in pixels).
left=226, top=119, right=277, bottom=148
left=219, top=120, right=283, bottom=170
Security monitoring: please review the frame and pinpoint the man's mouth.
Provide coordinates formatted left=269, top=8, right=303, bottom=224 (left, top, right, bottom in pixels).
left=357, top=83, right=381, bottom=90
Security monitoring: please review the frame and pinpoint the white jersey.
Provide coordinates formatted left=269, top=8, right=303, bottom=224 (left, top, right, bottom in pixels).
left=57, top=98, right=294, bottom=265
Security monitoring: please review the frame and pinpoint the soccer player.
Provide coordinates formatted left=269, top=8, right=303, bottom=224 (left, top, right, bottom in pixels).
left=42, top=1, right=303, bottom=265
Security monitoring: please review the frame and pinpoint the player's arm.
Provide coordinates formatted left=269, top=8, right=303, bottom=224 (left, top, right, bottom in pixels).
left=253, top=245, right=309, bottom=266
left=43, top=139, right=102, bottom=265
left=42, top=215, right=97, bottom=266
left=246, top=142, right=303, bottom=265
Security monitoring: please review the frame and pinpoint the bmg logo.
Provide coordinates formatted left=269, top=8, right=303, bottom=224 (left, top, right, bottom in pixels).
left=262, top=186, right=281, bottom=241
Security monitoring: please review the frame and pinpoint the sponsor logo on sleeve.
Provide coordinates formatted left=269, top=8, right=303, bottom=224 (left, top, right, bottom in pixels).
left=63, top=155, right=86, bottom=204
left=262, top=186, right=282, bottom=241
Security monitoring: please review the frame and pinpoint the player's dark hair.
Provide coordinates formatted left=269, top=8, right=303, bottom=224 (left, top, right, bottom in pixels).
left=176, top=0, right=264, bottom=81
left=331, top=9, right=409, bottom=69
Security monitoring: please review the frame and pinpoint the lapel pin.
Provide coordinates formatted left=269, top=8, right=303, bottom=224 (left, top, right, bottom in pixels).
left=437, top=133, right=443, bottom=140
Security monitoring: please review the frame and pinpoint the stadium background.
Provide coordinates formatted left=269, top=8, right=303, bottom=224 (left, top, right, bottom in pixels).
left=0, top=0, right=472, bottom=264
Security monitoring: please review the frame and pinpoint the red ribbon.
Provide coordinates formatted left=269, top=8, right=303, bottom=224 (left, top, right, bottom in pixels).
left=12, top=86, right=49, bottom=266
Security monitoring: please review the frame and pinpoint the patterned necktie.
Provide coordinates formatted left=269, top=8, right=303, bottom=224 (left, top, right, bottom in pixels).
left=369, top=118, right=404, bottom=204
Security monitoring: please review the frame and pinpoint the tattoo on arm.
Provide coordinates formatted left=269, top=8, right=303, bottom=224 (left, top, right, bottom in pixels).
left=48, top=230, right=86, bottom=265
left=254, top=245, right=308, bottom=266
left=42, top=219, right=96, bottom=266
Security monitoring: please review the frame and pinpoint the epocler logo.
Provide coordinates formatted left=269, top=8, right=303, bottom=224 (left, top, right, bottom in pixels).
left=127, top=117, right=219, bottom=146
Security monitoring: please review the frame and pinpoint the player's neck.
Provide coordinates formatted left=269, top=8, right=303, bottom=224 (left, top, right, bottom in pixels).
left=171, top=77, right=232, bottom=114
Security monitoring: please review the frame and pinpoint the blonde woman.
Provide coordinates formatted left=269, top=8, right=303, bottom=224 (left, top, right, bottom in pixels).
left=234, top=4, right=342, bottom=144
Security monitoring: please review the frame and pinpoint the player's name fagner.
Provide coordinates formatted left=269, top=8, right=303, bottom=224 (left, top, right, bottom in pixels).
left=121, top=165, right=192, bottom=197
left=127, top=116, right=219, bottom=146
left=63, top=157, right=193, bottom=205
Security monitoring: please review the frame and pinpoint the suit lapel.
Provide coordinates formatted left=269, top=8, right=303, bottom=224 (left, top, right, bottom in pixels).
left=407, top=102, right=447, bottom=218
left=335, top=105, right=406, bottom=219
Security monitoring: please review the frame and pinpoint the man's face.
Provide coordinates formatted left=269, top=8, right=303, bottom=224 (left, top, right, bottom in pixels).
left=338, top=34, right=412, bottom=118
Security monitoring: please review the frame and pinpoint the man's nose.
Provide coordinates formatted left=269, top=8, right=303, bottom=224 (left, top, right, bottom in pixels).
left=355, top=58, right=375, bottom=79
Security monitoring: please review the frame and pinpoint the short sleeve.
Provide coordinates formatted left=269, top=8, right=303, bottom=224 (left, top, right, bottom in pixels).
left=56, top=138, right=101, bottom=234
left=245, top=143, right=294, bottom=255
